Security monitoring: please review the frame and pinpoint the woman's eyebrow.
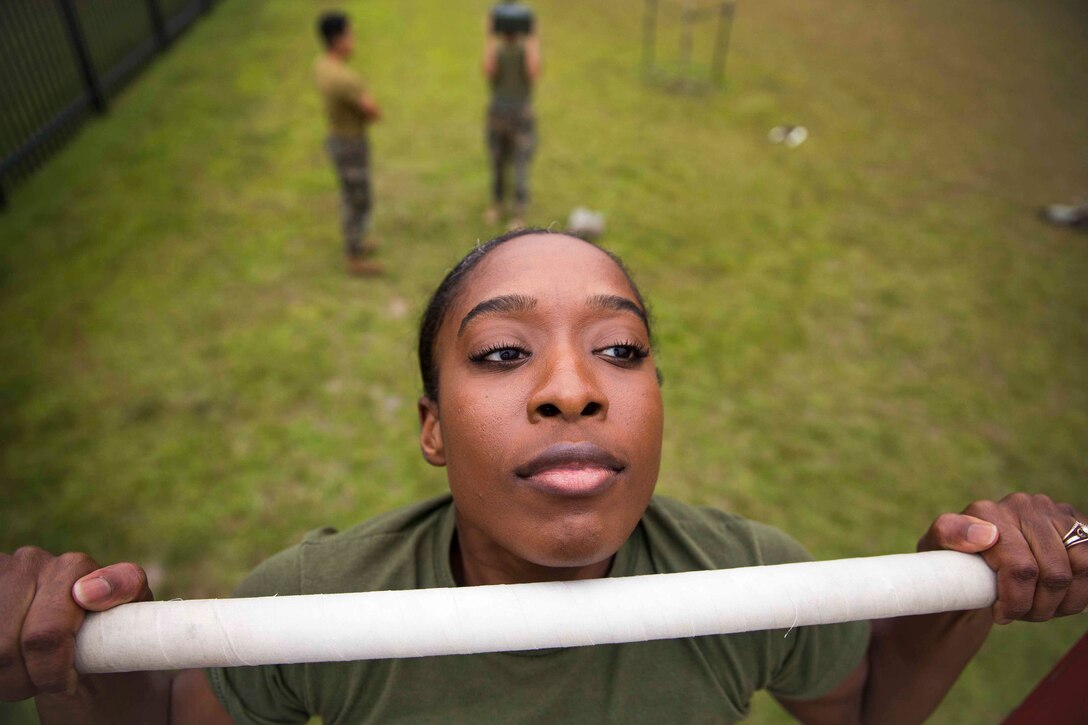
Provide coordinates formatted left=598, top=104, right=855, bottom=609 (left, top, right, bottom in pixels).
left=587, top=294, right=648, bottom=329
left=458, top=294, right=538, bottom=336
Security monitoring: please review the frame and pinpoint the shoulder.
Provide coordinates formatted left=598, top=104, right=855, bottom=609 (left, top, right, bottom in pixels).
left=641, top=496, right=814, bottom=572
left=334, top=63, right=366, bottom=92
left=314, top=57, right=364, bottom=91
left=232, top=495, right=454, bottom=598
left=313, top=54, right=333, bottom=80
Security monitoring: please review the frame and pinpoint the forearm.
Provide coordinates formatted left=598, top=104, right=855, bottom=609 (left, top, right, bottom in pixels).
left=482, top=37, right=497, bottom=78
left=524, top=35, right=541, bottom=79
left=861, top=609, right=992, bottom=724
left=36, top=671, right=172, bottom=725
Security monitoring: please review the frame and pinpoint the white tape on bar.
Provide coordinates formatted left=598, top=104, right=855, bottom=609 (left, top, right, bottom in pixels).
left=74, top=550, right=996, bottom=673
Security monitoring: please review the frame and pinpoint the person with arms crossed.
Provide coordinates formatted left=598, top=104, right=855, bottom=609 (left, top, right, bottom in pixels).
left=314, top=12, right=383, bottom=277
left=2, top=230, right=1086, bottom=723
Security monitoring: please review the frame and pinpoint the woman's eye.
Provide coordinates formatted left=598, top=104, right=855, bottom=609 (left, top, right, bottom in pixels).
left=476, top=347, right=529, bottom=363
left=598, top=344, right=647, bottom=361
left=486, top=348, right=525, bottom=362
left=601, top=346, right=633, bottom=359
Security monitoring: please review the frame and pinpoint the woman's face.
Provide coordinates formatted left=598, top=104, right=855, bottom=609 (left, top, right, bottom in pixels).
left=419, top=234, right=664, bottom=573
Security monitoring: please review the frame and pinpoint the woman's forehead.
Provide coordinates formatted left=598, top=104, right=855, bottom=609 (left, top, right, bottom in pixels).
left=458, top=234, right=637, bottom=309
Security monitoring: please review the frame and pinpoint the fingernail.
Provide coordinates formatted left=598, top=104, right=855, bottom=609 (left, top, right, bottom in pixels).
left=967, top=523, right=998, bottom=546
left=73, top=577, right=112, bottom=605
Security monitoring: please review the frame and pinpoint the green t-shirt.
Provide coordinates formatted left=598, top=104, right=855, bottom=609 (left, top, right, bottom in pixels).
left=207, top=495, right=869, bottom=724
left=491, top=40, right=532, bottom=106
left=313, top=55, right=368, bottom=138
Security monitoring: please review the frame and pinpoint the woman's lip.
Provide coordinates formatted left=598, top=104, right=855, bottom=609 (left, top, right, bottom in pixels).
left=515, top=442, right=625, bottom=478
left=514, top=442, right=625, bottom=497
left=519, top=465, right=619, bottom=497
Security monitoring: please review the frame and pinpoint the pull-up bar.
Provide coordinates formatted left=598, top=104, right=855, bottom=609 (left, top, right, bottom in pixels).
left=74, top=550, right=996, bottom=674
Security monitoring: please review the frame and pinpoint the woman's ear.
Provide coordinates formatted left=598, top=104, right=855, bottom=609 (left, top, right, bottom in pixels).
left=418, top=396, right=446, bottom=467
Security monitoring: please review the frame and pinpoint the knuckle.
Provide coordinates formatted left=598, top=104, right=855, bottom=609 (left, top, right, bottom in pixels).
left=20, top=628, right=69, bottom=658
left=0, top=647, right=20, bottom=674
left=1039, top=573, right=1073, bottom=592
left=36, top=673, right=71, bottom=695
left=56, top=551, right=95, bottom=570
left=932, top=513, right=959, bottom=533
left=1055, top=603, right=1087, bottom=617
left=29, top=669, right=68, bottom=694
left=19, top=629, right=73, bottom=695
left=1030, top=492, right=1053, bottom=505
left=1002, top=599, right=1032, bottom=619
left=12, top=546, right=49, bottom=564
left=1002, top=492, right=1031, bottom=505
left=963, top=500, right=996, bottom=516
left=1009, top=564, right=1040, bottom=584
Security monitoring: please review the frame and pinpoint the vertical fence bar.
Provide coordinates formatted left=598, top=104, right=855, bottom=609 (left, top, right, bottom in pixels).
left=0, top=3, right=33, bottom=152
left=21, top=2, right=64, bottom=117
left=679, top=0, right=696, bottom=88
left=20, top=0, right=74, bottom=132
left=56, top=0, right=106, bottom=113
left=642, top=0, right=658, bottom=77
left=711, top=0, right=735, bottom=87
left=7, top=2, right=59, bottom=176
left=145, top=0, right=170, bottom=49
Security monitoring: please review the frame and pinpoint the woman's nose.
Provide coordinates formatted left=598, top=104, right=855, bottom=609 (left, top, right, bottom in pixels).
left=528, top=348, right=608, bottom=422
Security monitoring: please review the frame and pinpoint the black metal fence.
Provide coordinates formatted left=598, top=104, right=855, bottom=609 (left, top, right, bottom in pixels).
left=0, top=0, right=218, bottom=209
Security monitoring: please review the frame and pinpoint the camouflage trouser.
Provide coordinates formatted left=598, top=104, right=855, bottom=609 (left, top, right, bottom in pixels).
left=326, top=135, right=372, bottom=257
left=486, top=103, right=536, bottom=211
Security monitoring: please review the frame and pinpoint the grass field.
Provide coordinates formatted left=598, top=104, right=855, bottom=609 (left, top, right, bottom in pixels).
left=2, top=0, right=1087, bottom=722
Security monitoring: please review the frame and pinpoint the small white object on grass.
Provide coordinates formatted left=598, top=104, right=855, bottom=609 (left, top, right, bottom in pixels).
left=768, top=125, right=809, bottom=148
left=1041, top=204, right=1088, bottom=226
left=784, top=126, right=808, bottom=148
left=74, top=551, right=996, bottom=674
left=567, top=207, right=606, bottom=240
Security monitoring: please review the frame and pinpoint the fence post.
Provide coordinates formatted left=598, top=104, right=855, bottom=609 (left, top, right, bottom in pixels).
left=642, top=0, right=658, bottom=77
left=711, top=1, right=736, bottom=87
left=56, top=0, right=106, bottom=113
left=144, top=0, right=169, bottom=49
left=678, top=0, right=698, bottom=89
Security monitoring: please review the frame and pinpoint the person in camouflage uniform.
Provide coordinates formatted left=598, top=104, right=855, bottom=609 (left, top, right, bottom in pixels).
left=482, top=5, right=541, bottom=229
left=314, top=12, right=383, bottom=276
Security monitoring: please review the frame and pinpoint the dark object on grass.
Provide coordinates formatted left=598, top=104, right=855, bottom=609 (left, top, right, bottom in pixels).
left=1039, top=204, right=1088, bottom=232
left=492, top=3, right=534, bottom=35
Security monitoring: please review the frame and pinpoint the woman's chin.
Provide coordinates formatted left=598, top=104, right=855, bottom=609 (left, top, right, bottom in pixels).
left=515, top=519, right=624, bottom=570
